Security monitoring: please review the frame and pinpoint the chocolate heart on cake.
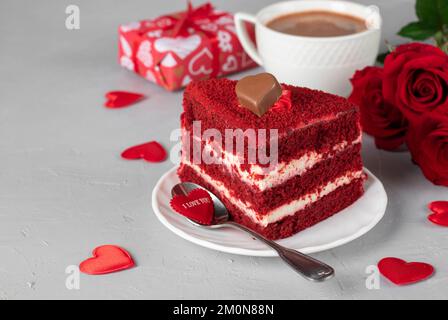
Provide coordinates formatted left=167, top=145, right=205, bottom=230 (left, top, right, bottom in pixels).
left=236, top=73, right=282, bottom=117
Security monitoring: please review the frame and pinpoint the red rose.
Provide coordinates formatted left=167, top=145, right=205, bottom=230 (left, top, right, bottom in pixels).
left=349, top=66, right=407, bottom=150
left=407, top=114, right=448, bottom=186
left=383, top=43, right=448, bottom=122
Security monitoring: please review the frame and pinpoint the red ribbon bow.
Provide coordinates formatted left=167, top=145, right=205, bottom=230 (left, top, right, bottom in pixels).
left=134, top=2, right=227, bottom=88
left=156, top=2, right=224, bottom=80
left=170, top=1, right=224, bottom=37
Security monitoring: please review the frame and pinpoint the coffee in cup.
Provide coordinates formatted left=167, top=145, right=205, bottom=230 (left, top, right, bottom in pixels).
left=266, top=10, right=367, bottom=37
left=234, top=1, right=382, bottom=96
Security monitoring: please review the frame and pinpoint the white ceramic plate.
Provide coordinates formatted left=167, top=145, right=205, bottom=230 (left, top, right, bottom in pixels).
left=152, top=167, right=387, bottom=257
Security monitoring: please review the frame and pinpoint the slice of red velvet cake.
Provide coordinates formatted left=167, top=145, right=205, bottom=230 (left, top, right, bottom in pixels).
left=178, top=74, right=364, bottom=240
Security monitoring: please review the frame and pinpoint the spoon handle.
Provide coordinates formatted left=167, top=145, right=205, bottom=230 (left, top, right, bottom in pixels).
left=224, top=221, right=335, bottom=282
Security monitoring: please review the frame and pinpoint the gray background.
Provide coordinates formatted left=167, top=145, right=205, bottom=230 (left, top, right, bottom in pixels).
left=1, top=0, right=447, bottom=300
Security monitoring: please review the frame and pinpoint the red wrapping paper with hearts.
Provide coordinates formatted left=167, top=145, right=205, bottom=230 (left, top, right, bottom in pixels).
left=118, top=2, right=257, bottom=91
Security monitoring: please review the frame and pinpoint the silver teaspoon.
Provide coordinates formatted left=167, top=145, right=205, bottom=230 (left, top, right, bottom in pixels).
left=171, top=182, right=335, bottom=282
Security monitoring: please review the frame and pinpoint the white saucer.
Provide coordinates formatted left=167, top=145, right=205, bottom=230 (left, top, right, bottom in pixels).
left=152, top=167, right=387, bottom=257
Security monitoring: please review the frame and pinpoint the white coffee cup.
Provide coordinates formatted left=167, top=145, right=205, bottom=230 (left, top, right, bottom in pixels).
left=235, top=0, right=382, bottom=96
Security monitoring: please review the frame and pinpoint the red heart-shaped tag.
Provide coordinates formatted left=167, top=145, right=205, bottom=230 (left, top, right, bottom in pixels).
left=121, top=141, right=167, bottom=162
left=104, top=91, right=145, bottom=108
left=79, top=245, right=135, bottom=275
left=170, top=188, right=214, bottom=225
left=427, top=201, right=448, bottom=227
left=378, top=257, right=434, bottom=286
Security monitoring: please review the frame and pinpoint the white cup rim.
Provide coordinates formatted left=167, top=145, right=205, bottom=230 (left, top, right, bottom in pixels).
left=256, top=0, right=382, bottom=42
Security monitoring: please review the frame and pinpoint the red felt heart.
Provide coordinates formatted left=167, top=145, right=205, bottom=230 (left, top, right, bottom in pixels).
left=427, top=201, right=448, bottom=227
left=121, top=141, right=167, bottom=162
left=79, top=245, right=134, bottom=275
left=104, top=91, right=145, bottom=108
left=170, top=188, right=214, bottom=225
left=428, top=212, right=448, bottom=227
left=378, top=257, right=434, bottom=286
left=428, top=201, right=448, bottom=214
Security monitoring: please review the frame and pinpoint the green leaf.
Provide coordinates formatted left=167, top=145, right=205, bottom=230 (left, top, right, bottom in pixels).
left=438, top=0, right=448, bottom=25
left=398, top=21, right=438, bottom=40
left=416, top=0, right=448, bottom=27
left=376, top=52, right=389, bottom=65
left=435, top=30, right=445, bottom=46
left=441, top=42, right=448, bottom=54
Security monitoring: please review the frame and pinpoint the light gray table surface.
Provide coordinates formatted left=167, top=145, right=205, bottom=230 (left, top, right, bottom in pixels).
left=1, top=0, right=447, bottom=300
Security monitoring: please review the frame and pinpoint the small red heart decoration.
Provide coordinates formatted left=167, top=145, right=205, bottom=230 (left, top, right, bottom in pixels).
left=104, top=91, right=145, bottom=108
left=428, top=201, right=448, bottom=214
left=428, top=212, right=448, bottom=227
left=427, top=201, right=448, bottom=227
left=170, top=188, right=214, bottom=225
left=79, top=245, right=134, bottom=275
left=378, top=257, right=434, bottom=286
left=121, top=141, right=167, bottom=162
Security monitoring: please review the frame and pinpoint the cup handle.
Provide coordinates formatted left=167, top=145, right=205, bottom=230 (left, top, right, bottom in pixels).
left=234, top=12, right=263, bottom=66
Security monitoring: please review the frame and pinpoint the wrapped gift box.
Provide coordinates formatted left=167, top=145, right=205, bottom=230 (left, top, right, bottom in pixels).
left=118, top=2, right=257, bottom=91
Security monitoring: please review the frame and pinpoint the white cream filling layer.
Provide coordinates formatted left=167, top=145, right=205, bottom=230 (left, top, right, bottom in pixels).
left=183, top=129, right=361, bottom=191
left=182, top=160, right=364, bottom=227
